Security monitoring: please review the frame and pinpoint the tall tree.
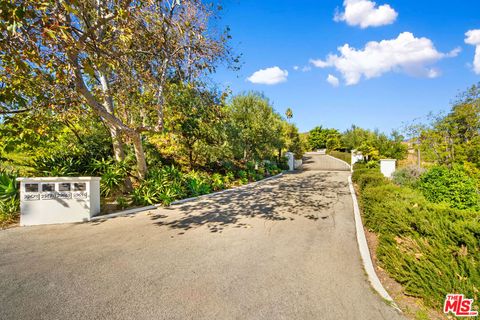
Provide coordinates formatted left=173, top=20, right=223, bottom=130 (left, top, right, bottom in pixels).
left=0, top=0, right=232, bottom=179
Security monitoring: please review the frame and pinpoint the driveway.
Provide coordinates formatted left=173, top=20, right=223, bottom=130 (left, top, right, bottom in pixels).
left=0, top=155, right=403, bottom=319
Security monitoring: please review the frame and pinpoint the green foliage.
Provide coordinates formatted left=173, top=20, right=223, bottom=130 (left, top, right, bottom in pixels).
left=227, top=92, right=291, bottom=161
left=307, top=126, right=339, bottom=150
left=365, top=160, right=379, bottom=169
left=417, top=83, right=480, bottom=166
left=116, top=196, right=129, bottom=210
left=0, top=170, right=19, bottom=224
left=341, top=125, right=407, bottom=160
left=33, top=155, right=83, bottom=177
left=352, top=168, right=386, bottom=191
left=132, top=166, right=186, bottom=206
left=211, top=173, right=225, bottom=191
left=357, top=179, right=480, bottom=309
left=237, top=170, right=247, bottom=179
left=185, top=171, right=212, bottom=197
left=418, top=165, right=480, bottom=210
left=392, top=166, right=424, bottom=188
left=90, top=158, right=129, bottom=197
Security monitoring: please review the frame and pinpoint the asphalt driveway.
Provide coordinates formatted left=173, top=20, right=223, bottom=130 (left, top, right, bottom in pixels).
left=0, top=155, right=403, bottom=319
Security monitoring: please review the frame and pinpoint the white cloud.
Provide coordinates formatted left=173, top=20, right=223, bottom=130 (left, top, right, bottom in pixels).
left=310, top=32, right=459, bottom=85
left=465, top=29, right=480, bottom=74
left=293, top=65, right=299, bottom=71
left=334, top=0, right=398, bottom=28
left=247, top=66, right=288, bottom=85
left=302, top=66, right=312, bottom=72
left=327, top=74, right=340, bottom=87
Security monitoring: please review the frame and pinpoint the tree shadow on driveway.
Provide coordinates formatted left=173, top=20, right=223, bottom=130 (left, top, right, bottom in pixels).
left=150, top=172, right=350, bottom=234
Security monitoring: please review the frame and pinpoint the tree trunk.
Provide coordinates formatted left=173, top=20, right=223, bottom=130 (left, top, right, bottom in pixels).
left=131, top=132, right=148, bottom=180
left=109, top=126, right=125, bottom=162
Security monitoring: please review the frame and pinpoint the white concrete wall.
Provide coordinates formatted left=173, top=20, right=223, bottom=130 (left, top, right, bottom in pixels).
left=380, top=159, right=396, bottom=178
left=17, top=177, right=101, bottom=226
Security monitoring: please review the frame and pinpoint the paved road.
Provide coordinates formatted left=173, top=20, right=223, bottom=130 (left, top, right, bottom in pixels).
left=0, top=155, right=403, bottom=319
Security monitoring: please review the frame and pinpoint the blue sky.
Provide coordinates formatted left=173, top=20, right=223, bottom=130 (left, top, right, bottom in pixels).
left=212, top=0, right=480, bottom=134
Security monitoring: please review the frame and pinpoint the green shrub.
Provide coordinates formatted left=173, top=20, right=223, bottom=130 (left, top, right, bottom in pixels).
left=278, top=157, right=290, bottom=170
left=264, top=162, right=281, bottom=176
left=224, top=172, right=235, bottom=185
left=116, top=196, right=129, bottom=210
left=237, top=170, right=247, bottom=179
left=359, top=183, right=480, bottom=308
left=185, top=171, right=211, bottom=197
left=353, top=162, right=367, bottom=170
left=33, top=155, right=83, bottom=176
left=211, top=173, right=225, bottom=191
left=132, top=166, right=186, bottom=206
left=246, top=161, right=256, bottom=171
left=392, top=166, right=424, bottom=187
left=366, top=160, right=379, bottom=169
left=418, top=165, right=480, bottom=210
left=352, top=168, right=386, bottom=191
left=0, top=170, right=19, bottom=224
left=90, top=159, right=129, bottom=197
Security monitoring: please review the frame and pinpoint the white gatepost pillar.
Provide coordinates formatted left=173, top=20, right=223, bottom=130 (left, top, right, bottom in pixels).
left=380, top=159, right=396, bottom=178
left=351, top=150, right=364, bottom=167
left=285, top=152, right=295, bottom=171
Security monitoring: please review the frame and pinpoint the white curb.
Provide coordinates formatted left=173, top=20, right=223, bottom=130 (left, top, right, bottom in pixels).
left=326, top=154, right=400, bottom=309
left=348, top=175, right=400, bottom=310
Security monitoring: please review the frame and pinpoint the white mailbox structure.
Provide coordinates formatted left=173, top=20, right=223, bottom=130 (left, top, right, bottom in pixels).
left=380, top=159, right=396, bottom=178
left=17, top=177, right=101, bottom=226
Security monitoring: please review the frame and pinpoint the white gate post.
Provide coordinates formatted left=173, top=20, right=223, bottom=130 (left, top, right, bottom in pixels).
left=380, top=159, right=396, bottom=178
left=285, top=152, right=295, bottom=171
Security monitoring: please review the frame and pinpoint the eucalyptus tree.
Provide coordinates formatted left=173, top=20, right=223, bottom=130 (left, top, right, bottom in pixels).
left=0, top=0, right=232, bottom=179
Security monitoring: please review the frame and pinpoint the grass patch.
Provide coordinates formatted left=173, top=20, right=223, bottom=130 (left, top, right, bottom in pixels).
left=327, top=150, right=351, bottom=165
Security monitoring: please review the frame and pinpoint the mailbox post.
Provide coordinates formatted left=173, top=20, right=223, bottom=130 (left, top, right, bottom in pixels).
left=17, top=177, right=101, bottom=226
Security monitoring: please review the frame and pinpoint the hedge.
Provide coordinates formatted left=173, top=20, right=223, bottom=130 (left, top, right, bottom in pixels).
left=353, top=168, right=480, bottom=309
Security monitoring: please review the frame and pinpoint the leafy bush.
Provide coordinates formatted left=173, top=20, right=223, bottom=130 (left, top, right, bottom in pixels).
left=360, top=183, right=480, bottom=308
left=185, top=171, right=211, bottom=197
left=352, top=168, right=386, bottom=191
left=365, top=160, right=379, bottom=169
left=33, top=155, right=83, bottom=176
left=90, top=158, right=129, bottom=197
left=392, top=166, right=424, bottom=187
left=278, top=156, right=290, bottom=170
left=116, top=196, right=129, bottom=210
left=210, top=173, right=225, bottom=191
left=418, top=165, right=480, bottom=210
left=237, top=170, right=247, bottom=179
left=264, top=162, right=281, bottom=176
left=224, top=172, right=235, bottom=185
left=0, top=170, right=19, bottom=223
left=132, top=166, right=186, bottom=206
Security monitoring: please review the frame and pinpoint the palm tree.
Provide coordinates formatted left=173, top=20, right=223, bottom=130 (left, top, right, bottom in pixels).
left=285, top=107, right=293, bottom=121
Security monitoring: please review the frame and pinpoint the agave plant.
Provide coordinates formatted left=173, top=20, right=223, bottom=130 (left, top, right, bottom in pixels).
left=0, top=170, right=19, bottom=202
left=0, top=170, right=20, bottom=219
